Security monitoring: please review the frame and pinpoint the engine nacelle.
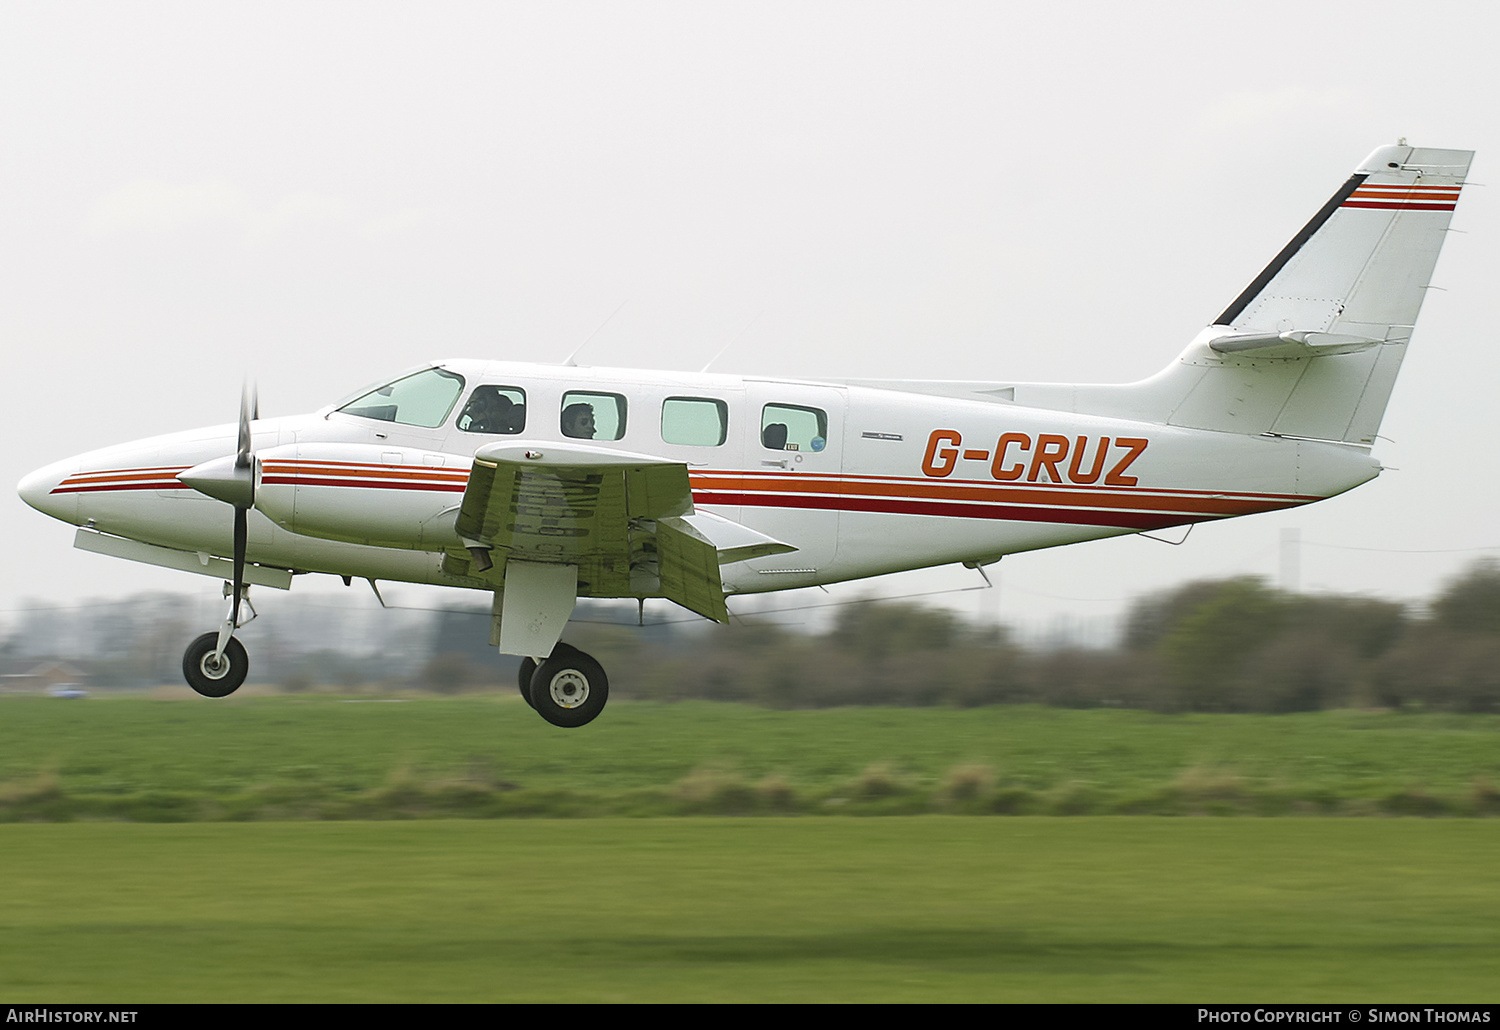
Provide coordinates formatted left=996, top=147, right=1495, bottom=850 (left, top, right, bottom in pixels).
left=254, top=442, right=469, bottom=550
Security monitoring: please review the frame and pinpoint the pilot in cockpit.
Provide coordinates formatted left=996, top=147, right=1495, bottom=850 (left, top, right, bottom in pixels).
left=459, top=389, right=523, bottom=434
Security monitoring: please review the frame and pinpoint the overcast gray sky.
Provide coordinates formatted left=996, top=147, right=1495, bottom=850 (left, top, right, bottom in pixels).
left=4, top=0, right=1497, bottom=637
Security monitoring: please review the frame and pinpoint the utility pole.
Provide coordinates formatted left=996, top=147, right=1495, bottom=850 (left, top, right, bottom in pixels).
left=1279, top=527, right=1301, bottom=593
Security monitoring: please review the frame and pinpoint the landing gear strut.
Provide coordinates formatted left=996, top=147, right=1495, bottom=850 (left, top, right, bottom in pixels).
left=525, top=643, right=608, bottom=728
left=182, top=581, right=255, bottom=698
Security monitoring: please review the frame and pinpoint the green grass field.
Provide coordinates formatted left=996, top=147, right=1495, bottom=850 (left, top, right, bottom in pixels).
left=2, top=818, right=1497, bottom=1002
left=1, top=695, right=1498, bottom=818
left=2, top=697, right=1497, bottom=1001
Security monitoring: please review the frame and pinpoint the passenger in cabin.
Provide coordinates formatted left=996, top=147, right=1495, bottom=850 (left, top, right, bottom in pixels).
left=561, top=402, right=596, bottom=439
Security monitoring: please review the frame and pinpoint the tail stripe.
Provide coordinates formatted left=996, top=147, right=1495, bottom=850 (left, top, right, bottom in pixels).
left=1214, top=173, right=1367, bottom=326
left=1342, top=182, right=1462, bottom=211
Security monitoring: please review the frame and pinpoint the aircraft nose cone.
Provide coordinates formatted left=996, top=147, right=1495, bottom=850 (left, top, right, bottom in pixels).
left=17, top=458, right=80, bottom=524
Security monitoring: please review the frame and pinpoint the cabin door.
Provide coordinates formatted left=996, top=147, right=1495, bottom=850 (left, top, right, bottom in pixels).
left=736, top=380, right=847, bottom=576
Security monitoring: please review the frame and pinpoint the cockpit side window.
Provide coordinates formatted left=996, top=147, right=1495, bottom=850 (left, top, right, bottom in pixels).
left=457, top=386, right=526, bottom=435
left=337, top=368, right=466, bottom=428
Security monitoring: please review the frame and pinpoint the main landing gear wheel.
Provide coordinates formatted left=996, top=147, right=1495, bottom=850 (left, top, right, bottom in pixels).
left=182, top=632, right=248, bottom=697
left=516, top=643, right=580, bottom=709
left=528, top=648, right=608, bottom=728
left=517, top=657, right=537, bottom=707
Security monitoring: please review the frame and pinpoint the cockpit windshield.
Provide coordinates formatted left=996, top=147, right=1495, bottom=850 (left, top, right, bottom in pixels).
left=336, top=367, right=466, bottom=428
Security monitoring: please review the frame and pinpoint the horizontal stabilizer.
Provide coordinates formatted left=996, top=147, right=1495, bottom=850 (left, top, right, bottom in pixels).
left=1207, top=330, right=1383, bottom=360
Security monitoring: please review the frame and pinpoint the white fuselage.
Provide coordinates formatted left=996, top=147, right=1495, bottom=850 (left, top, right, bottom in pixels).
left=20, top=359, right=1382, bottom=600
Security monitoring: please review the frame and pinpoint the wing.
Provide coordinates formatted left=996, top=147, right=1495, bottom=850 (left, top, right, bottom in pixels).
left=443, top=443, right=794, bottom=652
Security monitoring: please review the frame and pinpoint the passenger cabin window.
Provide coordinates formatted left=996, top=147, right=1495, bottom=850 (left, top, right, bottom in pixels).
left=337, top=368, right=465, bottom=428
left=661, top=397, right=728, bottom=446
left=457, top=386, right=526, bottom=435
left=561, top=391, right=627, bottom=441
left=761, top=403, right=828, bottom=452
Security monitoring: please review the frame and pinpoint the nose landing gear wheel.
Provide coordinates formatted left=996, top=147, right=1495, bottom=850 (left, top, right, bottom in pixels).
left=182, top=632, right=249, bottom=697
left=528, top=649, right=608, bottom=728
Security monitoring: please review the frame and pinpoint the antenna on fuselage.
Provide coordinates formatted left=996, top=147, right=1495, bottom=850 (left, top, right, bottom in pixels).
left=700, top=307, right=765, bottom=373
left=562, top=300, right=628, bottom=367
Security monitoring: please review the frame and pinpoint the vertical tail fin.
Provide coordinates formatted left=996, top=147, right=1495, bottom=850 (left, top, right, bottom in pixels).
left=1215, top=144, right=1469, bottom=334
left=1163, top=143, right=1473, bottom=443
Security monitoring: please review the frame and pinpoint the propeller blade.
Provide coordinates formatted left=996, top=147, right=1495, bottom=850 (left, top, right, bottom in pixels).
left=232, top=382, right=255, bottom=630
left=197, top=382, right=259, bottom=655
left=184, top=381, right=260, bottom=507
left=237, top=381, right=257, bottom=471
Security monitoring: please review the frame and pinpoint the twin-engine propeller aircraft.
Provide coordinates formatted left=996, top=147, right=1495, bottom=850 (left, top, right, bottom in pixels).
left=19, top=142, right=1472, bottom=726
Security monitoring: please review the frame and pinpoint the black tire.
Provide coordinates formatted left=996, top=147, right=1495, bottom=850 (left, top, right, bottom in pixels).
left=517, top=657, right=537, bottom=707
left=528, top=649, right=608, bottom=728
left=516, top=644, right=576, bottom=708
left=182, top=632, right=248, bottom=697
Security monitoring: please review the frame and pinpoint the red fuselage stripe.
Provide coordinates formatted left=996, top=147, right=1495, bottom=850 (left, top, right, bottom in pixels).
left=260, top=475, right=466, bottom=492
left=693, top=490, right=1218, bottom=530
left=53, top=481, right=185, bottom=494
left=56, top=464, right=1317, bottom=528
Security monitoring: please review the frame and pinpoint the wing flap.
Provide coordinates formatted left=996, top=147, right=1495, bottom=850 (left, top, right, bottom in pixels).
left=674, top=511, right=799, bottom=564
left=655, top=516, right=730, bottom=623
